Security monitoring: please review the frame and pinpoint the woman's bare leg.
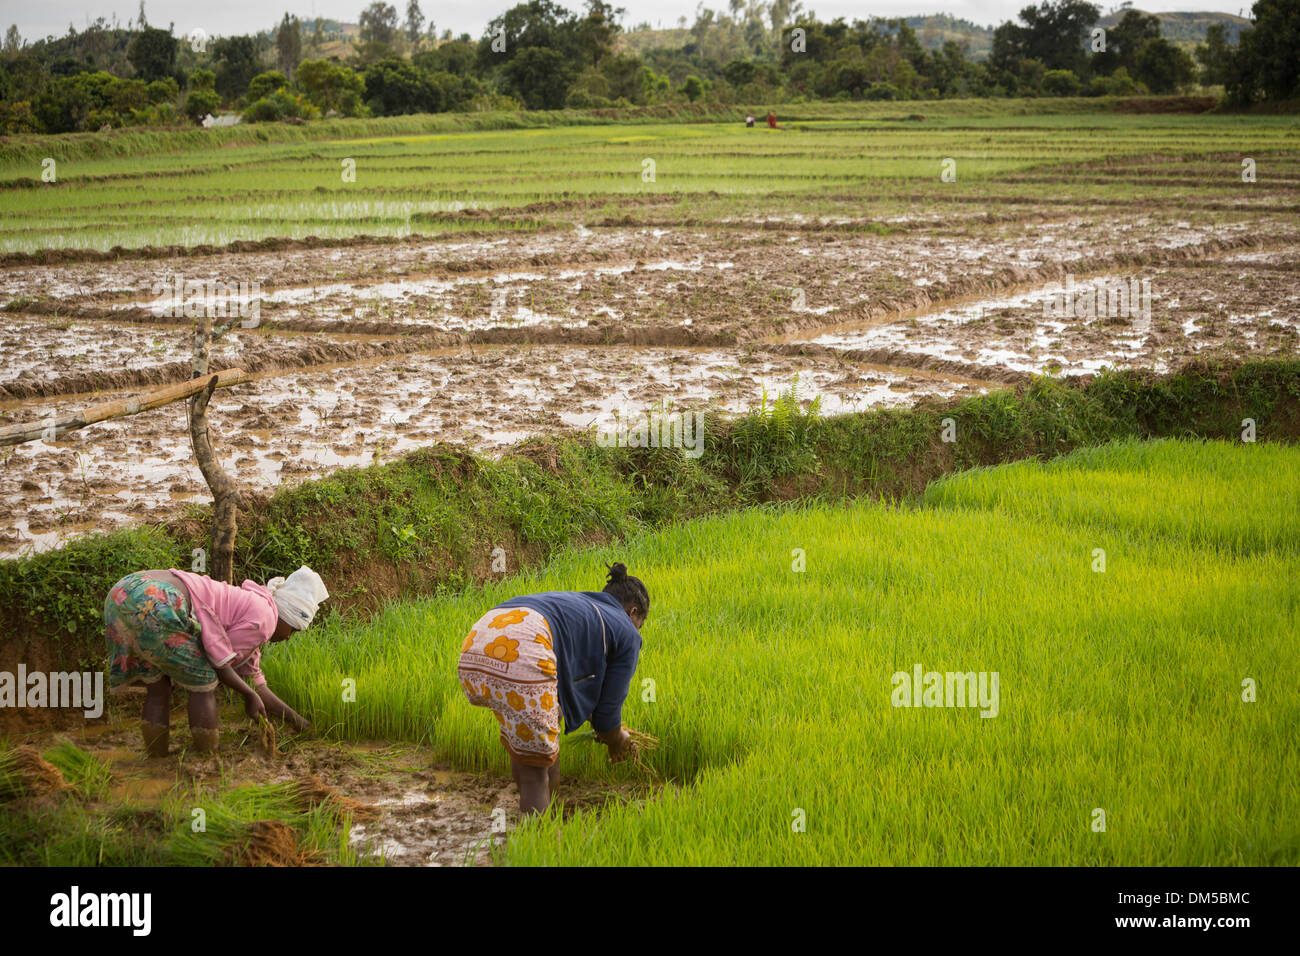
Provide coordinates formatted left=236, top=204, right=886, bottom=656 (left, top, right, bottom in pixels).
left=187, top=690, right=220, bottom=754
left=510, top=755, right=551, bottom=815
left=141, top=678, right=171, bottom=758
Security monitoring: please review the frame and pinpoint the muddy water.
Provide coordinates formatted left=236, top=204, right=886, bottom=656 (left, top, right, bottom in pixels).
left=0, top=318, right=253, bottom=387
left=18, top=703, right=651, bottom=866
left=0, top=344, right=978, bottom=556
left=5, top=219, right=1277, bottom=344
left=2, top=219, right=1297, bottom=557
left=787, top=259, right=1300, bottom=377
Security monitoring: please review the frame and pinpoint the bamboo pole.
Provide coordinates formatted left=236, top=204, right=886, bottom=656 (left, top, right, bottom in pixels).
left=0, top=369, right=247, bottom=447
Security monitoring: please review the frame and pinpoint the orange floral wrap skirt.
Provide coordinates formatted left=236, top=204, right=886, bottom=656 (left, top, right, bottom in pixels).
left=457, top=606, right=561, bottom=768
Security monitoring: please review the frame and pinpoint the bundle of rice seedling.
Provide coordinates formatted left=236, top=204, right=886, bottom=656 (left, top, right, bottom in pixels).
left=623, top=729, right=660, bottom=778
left=44, top=740, right=112, bottom=800
left=255, top=715, right=278, bottom=759
left=293, top=774, right=379, bottom=822
left=569, top=728, right=660, bottom=777
left=0, top=746, right=68, bottom=799
left=229, top=820, right=323, bottom=867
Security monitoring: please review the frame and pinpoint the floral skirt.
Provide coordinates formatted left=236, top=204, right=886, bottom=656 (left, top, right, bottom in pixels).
left=105, top=571, right=218, bottom=693
left=457, top=606, right=561, bottom=768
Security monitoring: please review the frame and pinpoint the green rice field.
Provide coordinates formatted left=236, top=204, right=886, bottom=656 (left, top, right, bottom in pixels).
left=264, top=438, right=1300, bottom=865
left=2, top=107, right=1296, bottom=253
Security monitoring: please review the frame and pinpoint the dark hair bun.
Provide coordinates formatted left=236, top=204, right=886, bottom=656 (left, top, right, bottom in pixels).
left=605, top=562, right=628, bottom=583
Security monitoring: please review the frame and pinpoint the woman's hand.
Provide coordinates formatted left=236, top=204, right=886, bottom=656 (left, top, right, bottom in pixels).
left=243, top=690, right=267, bottom=721
left=602, top=726, right=634, bottom=764
left=255, top=684, right=308, bottom=731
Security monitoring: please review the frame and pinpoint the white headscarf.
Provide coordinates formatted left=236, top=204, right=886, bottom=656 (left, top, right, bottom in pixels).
left=266, top=566, right=329, bottom=630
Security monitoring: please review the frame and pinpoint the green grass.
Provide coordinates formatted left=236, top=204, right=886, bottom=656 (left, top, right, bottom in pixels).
left=262, top=437, right=1300, bottom=865
left=2, top=108, right=1295, bottom=253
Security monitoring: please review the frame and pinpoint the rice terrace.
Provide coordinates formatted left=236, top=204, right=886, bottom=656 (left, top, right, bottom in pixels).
left=0, top=0, right=1297, bottom=895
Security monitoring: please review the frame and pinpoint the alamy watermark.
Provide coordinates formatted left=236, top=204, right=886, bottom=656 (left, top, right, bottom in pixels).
left=149, top=275, right=262, bottom=327
left=595, top=406, right=704, bottom=458
left=1044, top=275, right=1151, bottom=324
left=50, top=886, right=150, bottom=935
left=891, top=664, right=999, bottom=717
left=0, top=666, right=103, bottom=718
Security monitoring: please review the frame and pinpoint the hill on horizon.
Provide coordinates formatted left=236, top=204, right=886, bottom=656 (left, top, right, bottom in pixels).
left=618, top=8, right=1253, bottom=60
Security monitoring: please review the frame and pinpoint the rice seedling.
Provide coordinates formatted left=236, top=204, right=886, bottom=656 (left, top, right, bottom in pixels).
left=43, top=740, right=113, bottom=801
left=2, top=113, right=1295, bottom=253
left=160, top=782, right=374, bottom=867
left=263, top=438, right=1300, bottom=865
left=294, top=774, right=380, bottom=823
left=255, top=714, right=279, bottom=759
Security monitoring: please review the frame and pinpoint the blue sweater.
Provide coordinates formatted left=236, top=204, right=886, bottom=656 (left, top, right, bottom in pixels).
left=495, top=590, right=642, bottom=734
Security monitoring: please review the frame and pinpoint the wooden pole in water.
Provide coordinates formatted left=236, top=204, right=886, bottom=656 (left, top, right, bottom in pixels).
left=188, top=315, right=244, bottom=585
left=0, top=369, right=247, bottom=447
left=188, top=373, right=242, bottom=584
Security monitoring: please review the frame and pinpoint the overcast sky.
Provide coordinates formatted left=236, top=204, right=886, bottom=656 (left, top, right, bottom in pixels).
left=8, top=1, right=1253, bottom=44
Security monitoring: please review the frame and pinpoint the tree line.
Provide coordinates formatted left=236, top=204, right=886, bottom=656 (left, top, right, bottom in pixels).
left=0, top=0, right=1295, bottom=134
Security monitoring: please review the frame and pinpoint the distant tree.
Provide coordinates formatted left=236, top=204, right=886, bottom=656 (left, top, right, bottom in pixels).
left=991, top=1, right=1100, bottom=79
left=51, top=57, right=93, bottom=76
left=405, top=1, right=426, bottom=44
left=211, top=35, right=261, bottom=100
left=2, top=53, right=43, bottom=101
left=1042, top=67, right=1081, bottom=95
left=1133, top=37, right=1196, bottom=93
left=1104, top=65, right=1138, bottom=94
left=183, top=86, right=220, bottom=122
left=363, top=56, right=440, bottom=112
left=1093, top=9, right=1161, bottom=75
left=145, top=77, right=178, bottom=103
left=479, top=1, right=581, bottom=72
left=501, top=45, right=574, bottom=108
left=298, top=58, right=367, bottom=114
left=360, top=2, right=399, bottom=45
left=574, top=0, right=623, bottom=68
left=128, top=25, right=177, bottom=82
left=1195, top=23, right=1235, bottom=86
left=3, top=24, right=21, bottom=55
left=243, top=87, right=319, bottom=122
left=601, top=53, right=650, bottom=102
left=0, top=97, right=39, bottom=133
left=413, top=40, right=476, bottom=75
left=1230, top=0, right=1300, bottom=104
left=1016, top=56, right=1048, bottom=94
left=276, top=14, right=302, bottom=78
left=722, top=57, right=759, bottom=87
left=247, top=70, right=288, bottom=102
left=680, top=74, right=705, bottom=100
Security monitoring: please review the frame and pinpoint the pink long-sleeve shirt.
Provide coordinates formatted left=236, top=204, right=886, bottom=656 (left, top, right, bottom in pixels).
left=171, top=569, right=277, bottom=686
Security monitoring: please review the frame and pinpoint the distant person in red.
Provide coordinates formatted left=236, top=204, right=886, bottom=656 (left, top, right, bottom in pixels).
left=766, top=112, right=782, bottom=129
